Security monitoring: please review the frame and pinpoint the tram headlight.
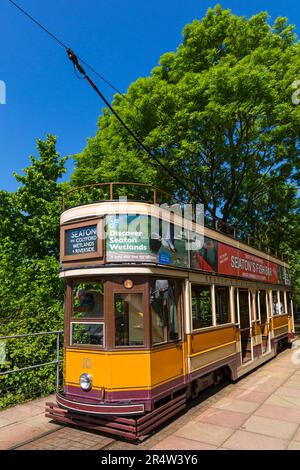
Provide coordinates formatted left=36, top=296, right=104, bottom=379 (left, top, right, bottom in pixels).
left=79, top=373, right=92, bottom=391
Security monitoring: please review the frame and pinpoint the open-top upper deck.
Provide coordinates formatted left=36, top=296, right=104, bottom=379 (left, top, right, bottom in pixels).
left=60, top=182, right=291, bottom=286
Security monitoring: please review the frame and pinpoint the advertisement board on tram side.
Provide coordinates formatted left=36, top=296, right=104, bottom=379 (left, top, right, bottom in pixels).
left=190, top=236, right=218, bottom=272
left=217, top=243, right=278, bottom=283
left=217, top=243, right=291, bottom=286
left=191, top=237, right=291, bottom=286
left=105, top=214, right=291, bottom=285
left=106, top=214, right=189, bottom=268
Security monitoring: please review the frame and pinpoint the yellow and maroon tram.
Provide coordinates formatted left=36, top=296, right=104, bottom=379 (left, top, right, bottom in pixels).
left=46, top=183, right=295, bottom=439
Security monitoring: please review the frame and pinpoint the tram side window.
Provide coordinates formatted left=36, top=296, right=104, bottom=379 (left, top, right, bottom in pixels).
left=150, top=280, right=180, bottom=344
left=272, top=290, right=279, bottom=316
left=115, top=293, right=144, bottom=346
left=279, top=291, right=285, bottom=314
left=287, top=292, right=293, bottom=315
left=73, top=282, right=104, bottom=318
left=191, top=285, right=212, bottom=329
left=215, top=286, right=231, bottom=325
left=258, top=291, right=267, bottom=321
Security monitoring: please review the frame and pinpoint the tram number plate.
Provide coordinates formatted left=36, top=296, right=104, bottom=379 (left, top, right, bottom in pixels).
left=82, top=358, right=92, bottom=369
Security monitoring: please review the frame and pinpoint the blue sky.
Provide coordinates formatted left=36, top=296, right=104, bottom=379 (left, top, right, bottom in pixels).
left=0, top=0, right=299, bottom=192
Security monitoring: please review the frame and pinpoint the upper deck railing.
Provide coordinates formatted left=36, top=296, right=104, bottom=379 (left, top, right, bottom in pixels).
left=62, top=182, right=287, bottom=262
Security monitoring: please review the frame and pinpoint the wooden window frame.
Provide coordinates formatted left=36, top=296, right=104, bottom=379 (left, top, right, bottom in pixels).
left=215, top=285, right=232, bottom=326
left=190, top=283, right=214, bottom=332
left=66, top=277, right=106, bottom=351
left=70, top=321, right=105, bottom=348
left=149, top=278, right=183, bottom=347
left=60, top=218, right=104, bottom=262
left=65, top=275, right=184, bottom=351
left=106, top=277, right=150, bottom=351
left=270, top=290, right=279, bottom=316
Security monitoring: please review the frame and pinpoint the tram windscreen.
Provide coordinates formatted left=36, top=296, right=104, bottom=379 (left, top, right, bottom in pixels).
left=73, top=282, right=104, bottom=318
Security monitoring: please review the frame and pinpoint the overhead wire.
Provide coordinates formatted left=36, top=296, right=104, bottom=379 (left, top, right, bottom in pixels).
left=7, top=0, right=142, bottom=110
left=6, top=0, right=203, bottom=205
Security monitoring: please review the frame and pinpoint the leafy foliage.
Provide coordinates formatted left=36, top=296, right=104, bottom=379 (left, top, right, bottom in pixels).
left=0, top=6, right=299, bottom=410
left=72, top=5, right=299, bottom=299
left=73, top=6, right=299, bottom=236
left=0, top=135, right=66, bottom=408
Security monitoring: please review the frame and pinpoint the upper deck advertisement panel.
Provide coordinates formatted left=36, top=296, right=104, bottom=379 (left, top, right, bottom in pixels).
left=106, top=214, right=188, bottom=268
left=105, top=214, right=291, bottom=286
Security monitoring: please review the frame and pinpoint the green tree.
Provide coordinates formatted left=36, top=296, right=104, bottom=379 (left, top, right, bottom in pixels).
left=0, top=134, right=66, bottom=325
left=13, top=134, right=67, bottom=258
left=72, top=6, right=300, bottom=241
left=0, top=135, right=66, bottom=407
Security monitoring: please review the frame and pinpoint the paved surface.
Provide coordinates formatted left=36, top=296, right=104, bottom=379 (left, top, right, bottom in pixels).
left=1, top=342, right=300, bottom=450
left=0, top=394, right=61, bottom=450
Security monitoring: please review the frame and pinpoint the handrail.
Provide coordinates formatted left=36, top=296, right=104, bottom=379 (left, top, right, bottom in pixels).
left=62, top=182, right=175, bottom=210
left=0, top=330, right=63, bottom=340
left=0, top=330, right=63, bottom=389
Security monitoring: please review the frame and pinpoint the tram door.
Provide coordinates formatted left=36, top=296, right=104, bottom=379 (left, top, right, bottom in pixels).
left=258, top=290, right=270, bottom=354
left=150, top=279, right=185, bottom=382
left=238, top=289, right=253, bottom=364
left=113, top=284, right=146, bottom=348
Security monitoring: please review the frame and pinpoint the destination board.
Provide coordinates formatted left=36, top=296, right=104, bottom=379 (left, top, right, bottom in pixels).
left=66, top=224, right=98, bottom=256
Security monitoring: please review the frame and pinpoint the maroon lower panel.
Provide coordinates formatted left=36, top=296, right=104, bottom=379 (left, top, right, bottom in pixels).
left=189, top=353, right=240, bottom=382
left=65, top=374, right=186, bottom=409
left=56, top=393, right=145, bottom=415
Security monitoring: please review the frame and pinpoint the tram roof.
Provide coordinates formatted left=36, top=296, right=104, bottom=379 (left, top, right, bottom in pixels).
left=61, top=182, right=289, bottom=269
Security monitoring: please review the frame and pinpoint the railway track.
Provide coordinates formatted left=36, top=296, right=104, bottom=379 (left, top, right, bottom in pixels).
left=11, top=379, right=232, bottom=451
left=11, top=426, right=117, bottom=451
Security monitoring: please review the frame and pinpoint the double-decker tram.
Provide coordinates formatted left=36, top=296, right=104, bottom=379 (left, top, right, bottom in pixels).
left=46, top=183, right=295, bottom=439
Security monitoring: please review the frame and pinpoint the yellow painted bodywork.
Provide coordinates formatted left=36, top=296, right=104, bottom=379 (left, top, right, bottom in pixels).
left=271, top=314, right=289, bottom=331
left=188, top=325, right=237, bottom=356
left=65, top=344, right=184, bottom=392
left=288, top=315, right=294, bottom=334
left=65, top=327, right=239, bottom=394
left=64, top=317, right=293, bottom=395
left=252, top=322, right=262, bottom=336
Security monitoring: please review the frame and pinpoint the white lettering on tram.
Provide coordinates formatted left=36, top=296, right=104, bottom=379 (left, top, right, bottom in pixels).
left=231, top=255, right=272, bottom=276
left=71, top=228, right=97, bottom=238
left=110, top=244, right=147, bottom=251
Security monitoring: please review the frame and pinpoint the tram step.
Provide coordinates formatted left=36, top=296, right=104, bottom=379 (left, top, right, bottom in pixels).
left=45, top=393, right=187, bottom=440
